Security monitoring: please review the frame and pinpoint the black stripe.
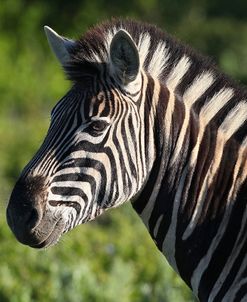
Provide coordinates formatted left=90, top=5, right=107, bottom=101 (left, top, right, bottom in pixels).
left=234, top=279, right=247, bottom=301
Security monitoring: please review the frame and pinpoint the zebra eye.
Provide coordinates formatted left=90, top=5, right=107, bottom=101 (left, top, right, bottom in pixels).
left=89, top=120, right=109, bottom=132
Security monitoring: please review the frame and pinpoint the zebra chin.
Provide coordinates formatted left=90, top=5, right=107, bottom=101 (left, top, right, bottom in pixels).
left=28, top=218, right=66, bottom=249
left=18, top=217, right=66, bottom=249
left=6, top=175, right=66, bottom=249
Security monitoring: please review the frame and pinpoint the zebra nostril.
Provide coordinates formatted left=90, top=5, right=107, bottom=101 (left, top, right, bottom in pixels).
left=7, top=175, right=47, bottom=244
left=26, top=207, right=42, bottom=230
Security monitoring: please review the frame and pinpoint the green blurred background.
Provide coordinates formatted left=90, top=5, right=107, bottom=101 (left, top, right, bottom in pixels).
left=0, top=1, right=246, bottom=301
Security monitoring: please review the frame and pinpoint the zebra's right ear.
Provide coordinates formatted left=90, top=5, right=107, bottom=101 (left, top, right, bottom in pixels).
left=110, top=30, right=140, bottom=85
left=44, top=26, right=75, bottom=66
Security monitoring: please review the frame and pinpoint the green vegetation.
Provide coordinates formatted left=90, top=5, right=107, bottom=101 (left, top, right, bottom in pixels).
left=0, top=1, right=246, bottom=301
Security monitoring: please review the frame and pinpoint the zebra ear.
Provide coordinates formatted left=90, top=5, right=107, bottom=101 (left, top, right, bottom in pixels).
left=44, top=26, right=75, bottom=66
left=110, top=30, right=140, bottom=85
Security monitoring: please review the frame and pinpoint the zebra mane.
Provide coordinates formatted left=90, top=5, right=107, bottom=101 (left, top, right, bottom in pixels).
left=67, top=18, right=208, bottom=80
left=66, top=19, right=247, bottom=143
left=67, top=18, right=246, bottom=94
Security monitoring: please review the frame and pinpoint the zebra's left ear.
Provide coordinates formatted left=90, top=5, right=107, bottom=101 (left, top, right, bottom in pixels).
left=44, top=26, right=75, bottom=66
left=110, top=30, right=140, bottom=85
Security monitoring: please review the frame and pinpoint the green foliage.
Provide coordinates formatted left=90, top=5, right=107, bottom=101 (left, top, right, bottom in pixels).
left=0, top=0, right=246, bottom=301
left=0, top=206, right=195, bottom=302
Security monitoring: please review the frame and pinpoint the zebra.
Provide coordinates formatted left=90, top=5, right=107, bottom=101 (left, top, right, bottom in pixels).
left=6, top=19, right=247, bottom=301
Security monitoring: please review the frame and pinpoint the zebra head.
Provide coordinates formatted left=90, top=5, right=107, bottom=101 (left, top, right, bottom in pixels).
left=7, top=24, right=162, bottom=248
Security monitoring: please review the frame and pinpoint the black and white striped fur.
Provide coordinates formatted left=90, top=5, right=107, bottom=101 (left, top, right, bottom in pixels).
left=7, top=19, right=247, bottom=301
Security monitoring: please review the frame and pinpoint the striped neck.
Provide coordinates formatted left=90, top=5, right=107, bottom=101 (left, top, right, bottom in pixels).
left=132, top=78, right=192, bottom=225
left=132, top=84, right=196, bottom=266
left=132, top=74, right=247, bottom=299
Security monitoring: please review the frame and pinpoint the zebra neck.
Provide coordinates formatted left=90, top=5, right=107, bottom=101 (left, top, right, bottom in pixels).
left=132, top=85, right=247, bottom=299
left=132, top=86, right=196, bottom=270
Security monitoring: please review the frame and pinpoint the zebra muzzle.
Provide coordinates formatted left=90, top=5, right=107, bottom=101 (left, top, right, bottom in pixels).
left=6, top=175, right=63, bottom=248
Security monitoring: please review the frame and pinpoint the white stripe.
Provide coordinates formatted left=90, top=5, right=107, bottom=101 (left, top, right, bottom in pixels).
left=51, top=181, right=90, bottom=189
left=48, top=190, right=88, bottom=205
left=188, top=88, right=234, bottom=169
left=162, top=165, right=189, bottom=273
left=242, top=135, right=247, bottom=147
left=164, top=90, right=175, bottom=139
left=219, top=101, right=247, bottom=139
left=154, top=215, right=164, bottom=238
left=139, top=80, right=161, bottom=225
left=138, top=33, right=151, bottom=67
left=169, top=73, right=217, bottom=165
left=171, top=88, right=234, bottom=166
left=200, top=88, right=234, bottom=124
left=113, top=103, right=138, bottom=193
left=183, top=72, right=215, bottom=107
left=148, top=42, right=170, bottom=79
left=169, top=103, right=190, bottom=165
left=137, top=73, right=150, bottom=188
left=166, top=55, right=191, bottom=90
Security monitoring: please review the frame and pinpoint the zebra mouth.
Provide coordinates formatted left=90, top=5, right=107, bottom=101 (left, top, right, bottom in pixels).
left=29, top=218, right=65, bottom=249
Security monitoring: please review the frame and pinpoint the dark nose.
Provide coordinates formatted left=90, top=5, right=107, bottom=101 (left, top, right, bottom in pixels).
left=6, top=176, right=47, bottom=246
